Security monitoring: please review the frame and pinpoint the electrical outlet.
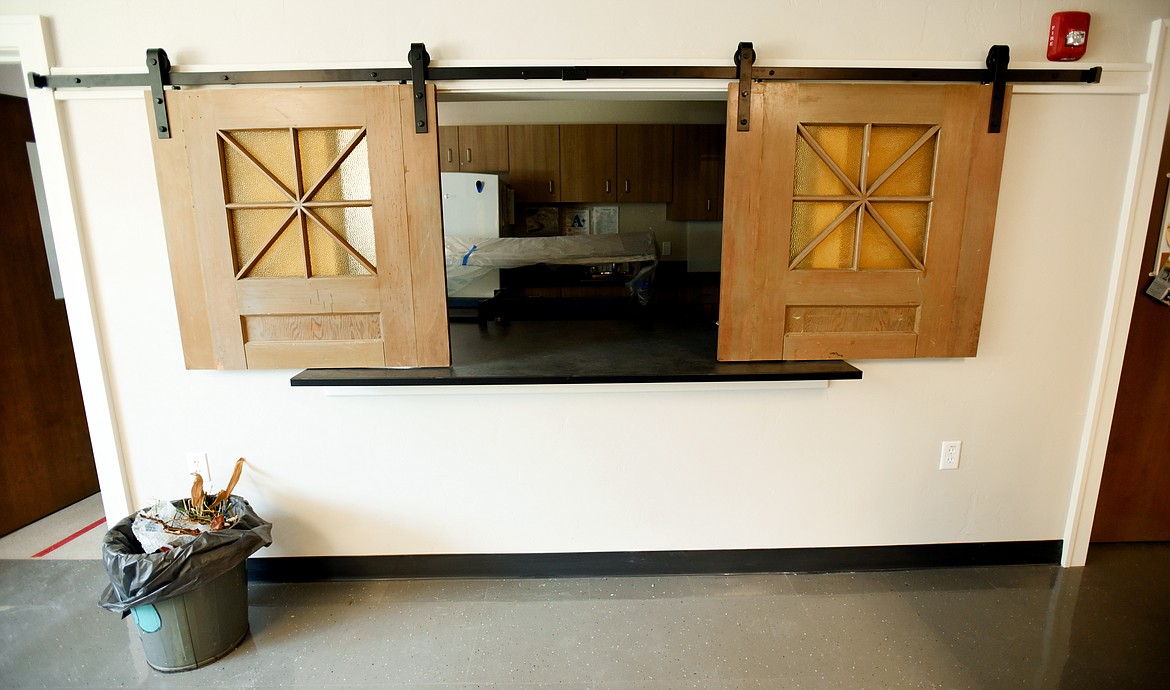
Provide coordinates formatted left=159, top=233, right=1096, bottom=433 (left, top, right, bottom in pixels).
left=186, top=452, right=210, bottom=481
left=662, top=241, right=672, bottom=256
left=939, top=441, right=962, bottom=470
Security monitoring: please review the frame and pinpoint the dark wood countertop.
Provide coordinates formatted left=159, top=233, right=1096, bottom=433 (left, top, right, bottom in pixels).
left=292, top=318, right=861, bottom=387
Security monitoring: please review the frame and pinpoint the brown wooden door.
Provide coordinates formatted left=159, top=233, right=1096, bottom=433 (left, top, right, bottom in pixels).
left=1091, top=117, right=1170, bottom=542
left=508, top=125, right=560, bottom=202
left=153, top=84, right=449, bottom=369
left=617, top=124, right=672, bottom=202
left=718, top=82, right=1010, bottom=361
left=667, top=124, right=725, bottom=221
left=457, top=125, right=509, bottom=172
left=560, top=124, right=617, bottom=202
left=0, top=95, right=98, bottom=535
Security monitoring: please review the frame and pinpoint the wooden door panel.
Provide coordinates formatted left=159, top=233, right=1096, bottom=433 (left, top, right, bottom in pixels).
left=718, top=82, right=1009, bottom=361
left=159, top=84, right=449, bottom=369
left=0, top=95, right=98, bottom=535
left=1092, top=115, right=1170, bottom=542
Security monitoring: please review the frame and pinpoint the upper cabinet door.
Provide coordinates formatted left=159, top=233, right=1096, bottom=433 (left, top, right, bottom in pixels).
left=151, top=85, right=450, bottom=370
left=457, top=125, right=509, bottom=172
left=438, top=126, right=460, bottom=172
left=718, top=82, right=1010, bottom=361
left=617, top=124, right=673, bottom=203
left=508, top=125, right=561, bottom=202
left=667, top=124, right=724, bottom=220
left=560, top=124, right=617, bottom=203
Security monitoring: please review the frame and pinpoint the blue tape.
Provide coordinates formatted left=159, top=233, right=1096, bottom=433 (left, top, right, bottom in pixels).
left=462, top=244, right=478, bottom=266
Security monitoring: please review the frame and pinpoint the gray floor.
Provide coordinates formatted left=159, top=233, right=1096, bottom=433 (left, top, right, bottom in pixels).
left=1, top=544, right=1168, bottom=688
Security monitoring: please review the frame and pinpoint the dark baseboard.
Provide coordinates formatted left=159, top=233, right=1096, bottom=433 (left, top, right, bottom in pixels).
left=246, top=540, right=1063, bottom=582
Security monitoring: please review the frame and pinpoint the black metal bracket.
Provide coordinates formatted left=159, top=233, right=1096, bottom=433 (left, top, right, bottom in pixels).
left=735, top=42, right=755, bottom=132
left=985, top=45, right=1009, bottom=134
left=146, top=48, right=172, bottom=139
left=408, top=43, right=430, bottom=134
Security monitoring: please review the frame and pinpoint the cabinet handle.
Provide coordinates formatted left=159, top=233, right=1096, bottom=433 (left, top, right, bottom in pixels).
left=706, top=199, right=712, bottom=211
left=549, top=180, right=554, bottom=195
left=624, top=180, right=630, bottom=193
left=446, top=148, right=453, bottom=163
left=466, top=147, right=472, bottom=163
left=605, top=180, right=611, bottom=194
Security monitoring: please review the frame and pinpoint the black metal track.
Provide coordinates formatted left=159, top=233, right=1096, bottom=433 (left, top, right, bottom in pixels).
left=29, top=63, right=1102, bottom=90
left=28, top=43, right=1101, bottom=137
left=28, top=56, right=1101, bottom=91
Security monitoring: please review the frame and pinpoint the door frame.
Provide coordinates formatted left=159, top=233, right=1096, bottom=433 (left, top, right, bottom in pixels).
left=0, top=16, right=131, bottom=521
left=1063, top=19, right=1170, bottom=566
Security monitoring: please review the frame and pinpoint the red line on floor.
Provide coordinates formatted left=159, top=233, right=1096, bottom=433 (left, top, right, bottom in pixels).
left=31, top=517, right=107, bottom=558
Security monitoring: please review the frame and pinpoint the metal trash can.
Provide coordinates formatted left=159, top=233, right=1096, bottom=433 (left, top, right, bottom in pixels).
left=129, top=560, right=250, bottom=672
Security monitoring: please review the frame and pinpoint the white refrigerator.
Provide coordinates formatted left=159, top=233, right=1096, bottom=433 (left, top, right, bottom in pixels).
left=440, top=172, right=512, bottom=298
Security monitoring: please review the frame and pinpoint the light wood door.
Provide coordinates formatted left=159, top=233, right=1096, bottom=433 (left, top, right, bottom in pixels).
left=153, top=85, right=449, bottom=369
left=718, top=82, right=1010, bottom=361
left=0, top=95, right=98, bottom=535
left=508, top=125, right=561, bottom=202
left=617, top=124, right=673, bottom=202
left=560, top=124, right=617, bottom=203
left=667, top=124, right=725, bottom=221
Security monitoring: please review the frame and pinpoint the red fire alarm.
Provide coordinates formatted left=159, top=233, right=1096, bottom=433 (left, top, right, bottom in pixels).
left=1048, top=11, right=1091, bottom=61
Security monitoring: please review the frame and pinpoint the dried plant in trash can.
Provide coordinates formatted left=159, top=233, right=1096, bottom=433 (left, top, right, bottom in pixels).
left=132, top=458, right=249, bottom=551
left=181, top=457, right=246, bottom=531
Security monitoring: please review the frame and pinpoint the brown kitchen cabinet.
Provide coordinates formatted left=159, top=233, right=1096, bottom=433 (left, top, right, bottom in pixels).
left=508, top=124, right=561, bottom=202
left=560, top=124, right=617, bottom=203
left=438, top=125, right=509, bottom=173
left=617, top=124, right=673, bottom=203
left=667, top=124, right=725, bottom=221
left=559, top=124, right=673, bottom=203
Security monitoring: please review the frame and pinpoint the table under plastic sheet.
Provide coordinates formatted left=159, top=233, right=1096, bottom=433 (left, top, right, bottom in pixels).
left=444, top=232, right=658, bottom=303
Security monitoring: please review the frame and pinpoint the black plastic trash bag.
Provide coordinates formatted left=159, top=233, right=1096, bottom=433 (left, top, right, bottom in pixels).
left=99, top=496, right=272, bottom=615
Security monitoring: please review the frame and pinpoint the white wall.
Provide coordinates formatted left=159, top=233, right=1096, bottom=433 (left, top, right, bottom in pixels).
left=4, top=0, right=1167, bottom=559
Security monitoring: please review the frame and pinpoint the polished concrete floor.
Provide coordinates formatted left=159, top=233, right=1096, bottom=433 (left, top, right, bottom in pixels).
left=0, top=541, right=1167, bottom=688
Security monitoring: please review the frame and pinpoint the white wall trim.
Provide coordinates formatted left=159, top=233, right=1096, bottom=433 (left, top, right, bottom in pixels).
left=0, top=16, right=131, bottom=521
left=1062, top=19, right=1170, bottom=567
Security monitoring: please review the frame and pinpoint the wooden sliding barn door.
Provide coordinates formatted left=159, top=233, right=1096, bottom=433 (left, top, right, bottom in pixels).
left=718, top=82, right=1010, bottom=361
left=151, top=85, right=449, bottom=369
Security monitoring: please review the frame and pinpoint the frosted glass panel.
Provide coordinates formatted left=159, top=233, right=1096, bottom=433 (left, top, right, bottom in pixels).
left=871, top=202, right=930, bottom=262
left=250, top=222, right=305, bottom=277
left=223, top=129, right=297, bottom=195
left=230, top=208, right=294, bottom=272
left=298, top=128, right=362, bottom=194
left=312, top=138, right=371, bottom=202
left=869, top=126, right=937, bottom=196
left=794, top=134, right=849, bottom=196
left=792, top=202, right=854, bottom=269
left=859, top=210, right=912, bottom=270
left=804, top=125, right=863, bottom=189
left=223, top=143, right=287, bottom=203
left=307, top=207, right=375, bottom=276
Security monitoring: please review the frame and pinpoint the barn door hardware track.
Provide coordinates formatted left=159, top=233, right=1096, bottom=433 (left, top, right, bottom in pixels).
left=29, top=42, right=1101, bottom=138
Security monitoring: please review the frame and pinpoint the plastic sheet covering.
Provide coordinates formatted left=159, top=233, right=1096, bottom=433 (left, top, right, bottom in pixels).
left=99, top=496, right=272, bottom=616
left=444, top=232, right=657, bottom=294
left=445, top=232, right=657, bottom=269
